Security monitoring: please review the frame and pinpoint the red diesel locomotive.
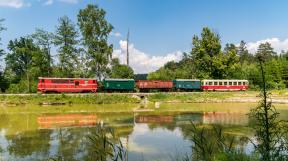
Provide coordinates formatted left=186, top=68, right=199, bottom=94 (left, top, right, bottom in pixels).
left=37, top=77, right=97, bottom=93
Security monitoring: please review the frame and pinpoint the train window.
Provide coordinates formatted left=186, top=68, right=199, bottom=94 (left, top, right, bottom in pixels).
left=243, top=82, right=246, bottom=85
left=224, top=82, right=227, bottom=85
left=205, top=82, right=208, bottom=85
left=214, top=82, right=218, bottom=85
left=238, top=82, right=242, bottom=85
left=209, top=82, right=213, bottom=85
left=233, top=82, right=237, bottom=85
left=219, top=82, right=223, bottom=85
left=229, top=82, right=232, bottom=85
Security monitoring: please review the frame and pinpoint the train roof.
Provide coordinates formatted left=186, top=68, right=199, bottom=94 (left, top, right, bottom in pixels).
left=38, top=77, right=96, bottom=80
left=174, top=79, right=201, bottom=81
left=104, top=78, right=135, bottom=81
left=202, top=79, right=248, bottom=82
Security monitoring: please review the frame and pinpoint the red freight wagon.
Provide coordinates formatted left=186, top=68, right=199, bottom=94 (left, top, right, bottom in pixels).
left=37, top=77, right=97, bottom=93
left=201, top=80, right=249, bottom=91
left=136, top=80, right=173, bottom=92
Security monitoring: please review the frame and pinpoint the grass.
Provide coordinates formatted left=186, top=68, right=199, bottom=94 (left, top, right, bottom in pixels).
left=0, top=90, right=288, bottom=105
left=147, top=92, right=235, bottom=103
left=0, top=93, right=140, bottom=105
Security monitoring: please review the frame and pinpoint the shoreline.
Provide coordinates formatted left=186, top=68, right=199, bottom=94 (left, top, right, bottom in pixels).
left=0, top=91, right=288, bottom=105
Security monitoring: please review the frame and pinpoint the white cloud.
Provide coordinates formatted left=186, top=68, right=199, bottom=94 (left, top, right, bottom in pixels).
left=43, top=0, right=53, bottom=5
left=59, top=0, right=79, bottom=4
left=110, top=32, right=122, bottom=38
left=245, top=38, right=288, bottom=54
left=0, top=0, right=29, bottom=8
left=112, top=40, right=183, bottom=74
left=42, top=0, right=79, bottom=5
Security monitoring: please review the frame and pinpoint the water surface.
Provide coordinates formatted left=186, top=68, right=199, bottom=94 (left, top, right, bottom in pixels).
left=0, top=103, right=288, bottom=161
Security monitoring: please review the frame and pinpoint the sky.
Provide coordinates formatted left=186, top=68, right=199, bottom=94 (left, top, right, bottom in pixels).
left=1, top=0, right=288, bottom=73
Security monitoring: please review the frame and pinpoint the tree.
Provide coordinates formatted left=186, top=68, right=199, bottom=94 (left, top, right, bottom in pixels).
left=78, top=4, right=113, bottom=80
left=0, top=18, right=5, bottom=58
left=190, top=27, right=222, bottom=78
left=190, top=28, right=242, bottom=79
left=31, top=28, right=54, bottom=76
left=5, top=37, right=49, bottom=92
left=0, top=19, right=8, bottom=92
left=255, top=42, right=284, bottom=89
left=256, top=42, right=277, bottom=62
left=110, top=58, right=134, bottom=79
left=54, top=16, right=79, bottom=77
left=237, top=40, right=254, bottom=64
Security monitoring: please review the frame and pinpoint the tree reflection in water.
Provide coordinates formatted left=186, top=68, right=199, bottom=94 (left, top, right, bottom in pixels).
left=0, top=110, right=283, bottom=161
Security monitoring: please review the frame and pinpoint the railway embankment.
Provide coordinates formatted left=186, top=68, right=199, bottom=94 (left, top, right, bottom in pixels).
left=0, top=91, right=288, bottom=106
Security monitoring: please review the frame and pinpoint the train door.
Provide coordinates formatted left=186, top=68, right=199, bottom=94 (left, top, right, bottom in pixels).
left=75, top=80, right=80, bottom=92
left=39, top=79, right=45, bottom=92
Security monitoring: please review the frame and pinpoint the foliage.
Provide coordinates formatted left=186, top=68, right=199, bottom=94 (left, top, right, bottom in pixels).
left=110, top=58, right=134, bottom=79
left=78, top=4, right=113, bottom=80
left=0, top=71, right=8, bottom=92
left=248, top=55, right=288, bottom=161
left=30, top=28, right=54, bottom=76
left=148, top=53, right=194, bottom=80
left=237, top=40, right=254, bottom=65
left=54, top=16, right=79, bottom=77
left=87, top=124, right=127, bottom=161
left=0, top=19, right=7, bottom=92
left=190, top=27, right=221, bottom=78
left=5, top=37, right=50, bottom=92
left=187, top=123, right=258, bottom=161
left=256, top=43, right=277, bottom=62
left=148, top=27, right=288, bottom=90
left=0, top=93, right=140, bottom=105
left=0, top=18, right=6, bottom=58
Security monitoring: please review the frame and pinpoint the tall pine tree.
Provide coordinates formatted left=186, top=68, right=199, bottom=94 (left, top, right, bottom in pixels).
left=54, top=16, right=79, bottom=77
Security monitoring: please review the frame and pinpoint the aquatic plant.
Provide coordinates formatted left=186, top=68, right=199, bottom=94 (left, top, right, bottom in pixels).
left=86, top=124, right=128, bottom=161
left=186, top=123, right=256, bottom=161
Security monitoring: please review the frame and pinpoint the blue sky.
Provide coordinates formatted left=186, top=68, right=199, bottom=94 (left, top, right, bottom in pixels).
left=1, top=0, right=288, bottom=73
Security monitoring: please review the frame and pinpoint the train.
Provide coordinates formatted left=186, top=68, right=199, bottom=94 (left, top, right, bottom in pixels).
left=37, top=77, right=249, bottom=93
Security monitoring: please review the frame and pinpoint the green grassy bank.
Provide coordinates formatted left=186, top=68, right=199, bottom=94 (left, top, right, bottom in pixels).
left=0, top=93, right=140, bottom=105
left=1, top=90, right=288, bottom=105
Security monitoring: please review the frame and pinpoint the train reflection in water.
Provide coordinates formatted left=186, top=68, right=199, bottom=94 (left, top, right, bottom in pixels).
left=37, top=111, right=248, bottom=129
left=37, top=114, right=98, bottom=129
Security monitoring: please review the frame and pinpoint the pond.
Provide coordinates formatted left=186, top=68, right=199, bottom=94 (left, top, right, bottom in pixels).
left=0, top=103, right=288, bottom=161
